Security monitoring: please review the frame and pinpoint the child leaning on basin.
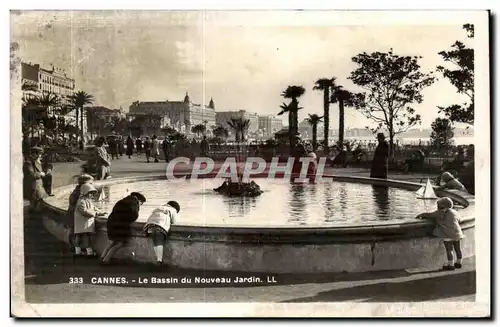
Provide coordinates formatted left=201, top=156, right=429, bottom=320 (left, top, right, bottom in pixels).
left=416, top=197, right=464, bottom=271
left=143, top=201, right=181, bottom=266
left=436, top=171, right=467, bottom=192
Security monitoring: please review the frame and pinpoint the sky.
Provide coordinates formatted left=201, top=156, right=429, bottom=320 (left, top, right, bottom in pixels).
left=11, top=11, right=475, bottom=130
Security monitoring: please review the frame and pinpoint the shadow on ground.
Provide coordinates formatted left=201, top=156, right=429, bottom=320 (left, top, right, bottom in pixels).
left=281, top=270, right=475, bottom=302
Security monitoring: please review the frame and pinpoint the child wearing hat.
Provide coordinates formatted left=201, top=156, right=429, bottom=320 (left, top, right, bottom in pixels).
left=436, top=171, right=467, bottom=192
left=74, top=183, right=106, bottom=256
left=67, top=174, right=95, bottom=249
left=416, top=197, right=464, bottom=270
left=143, top=201, right=180, bottom=266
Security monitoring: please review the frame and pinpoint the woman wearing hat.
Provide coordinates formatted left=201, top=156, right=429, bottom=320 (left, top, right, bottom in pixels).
left=416, top=197, right=464, bottom=270
left=74, top=183, right=106, bottom=256
left=370, top=133, right=389, bottom=179
left=23, top=146, right=49, bottom=212
left=95, top=137, right=111, bottom=180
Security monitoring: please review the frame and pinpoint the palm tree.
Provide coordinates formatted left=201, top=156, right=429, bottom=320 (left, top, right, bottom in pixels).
left=330, top=85, right=354, bottom=147
left=22, top=80, right=38, bottom=93
left=313, top=78, right=335, bottom=151
left=280, top=85, right=305, bottom=152
left=227, top=118, right=250, bottom=143
left=68, top=90, right=94, bottom=144
left=38, top=93, right=60, bottom=117
left=191, top=124, right=206, bottom=138
left=22, top=96, right=43, bottom=138
left=306, top=114, right=324, bottom=151
left=213, top=125, right=229, bottom=139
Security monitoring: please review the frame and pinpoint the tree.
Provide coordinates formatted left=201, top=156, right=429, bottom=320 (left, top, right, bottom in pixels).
left=128, top=114, right=161, bottom=136
left=161, top=126, right=177, bottom=136
left=37, top=93, right=60, bottom=139
left=313, top=78, right=335, bottom=150
left=227, top=118, right=250, bottom=143
left=85, top=108, right=101, bottom=140
left=22, top=80, right=38, bottom=93
left=305, top=114, right=323, bottom=151
left=22, top=96, right=44, bottom=138
left=430, top=117, right=454, bottom=152
left=279, top=85, right=305, bottom=152
left=213, top=125, right=229, bottom=139
left=68, top=90, right=94, bottom=143
left=349, top=49, right=435, bottom=158
left=191, top=124, right=206, bottom=137
left=437, top=24, right=474, bottom=124
left=330, top=85, right=358, bottom=146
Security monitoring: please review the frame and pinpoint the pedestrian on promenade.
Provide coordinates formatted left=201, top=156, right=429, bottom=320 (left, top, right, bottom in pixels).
left=126, top=136, right=135, bottom=159
left=370, top=133, right=389, bottom=179
left=135, top=137, right=143, bottom=156
left=95, top=137, right=111, bottom=180
left=118, top=136, right=125, bottom=157
left=143, top=201, right=180, bottom=266
left=143, top=137, right=151, bottom=163
left=152, top=135, right=160, bottom=163
left=108, top=137, right=118, bottom=160
left=100, top=192, right=146, bottom=264
left=162, top=138, right=170, bottom=163
left=67, top=174, right=95, bottom=250
left=416, top=197, right=464, bottom=270
left=74, top=183, right=106, bottom=256
left=200, top=135, right=210, bottom=157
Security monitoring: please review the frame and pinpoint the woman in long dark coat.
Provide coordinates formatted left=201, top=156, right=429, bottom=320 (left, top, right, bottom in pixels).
left=126, top=136, right=135, bottom=159
left=370, top=133, right=389, bottom=179
left=100, top=192, right=146, bottom=263
left=23, top=146, right=49, bottom=211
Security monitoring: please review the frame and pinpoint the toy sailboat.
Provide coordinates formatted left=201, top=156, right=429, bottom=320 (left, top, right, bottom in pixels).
left=416, top=178, right=438, bottom=199
left=97, top=187, right=106, bottom=202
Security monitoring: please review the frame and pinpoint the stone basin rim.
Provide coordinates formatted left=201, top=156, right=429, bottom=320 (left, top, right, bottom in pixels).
left=41, top=173, right=475, bottom=235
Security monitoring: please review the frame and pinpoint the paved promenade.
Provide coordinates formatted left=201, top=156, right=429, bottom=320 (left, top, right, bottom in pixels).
left=21, top=155, right=475, bottom=304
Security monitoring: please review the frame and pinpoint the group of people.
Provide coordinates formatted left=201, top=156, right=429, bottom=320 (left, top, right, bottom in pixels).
left=108, top=135, right=172, bottom=163
left=66, top=174, right=181, bottom=265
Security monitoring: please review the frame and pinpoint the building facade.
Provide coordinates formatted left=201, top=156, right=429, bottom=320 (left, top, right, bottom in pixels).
left=21, top=62, right=75, bottom=104
left=128, top=93, right=216, bottom=134
left=258, top=115, right=283, bottom=138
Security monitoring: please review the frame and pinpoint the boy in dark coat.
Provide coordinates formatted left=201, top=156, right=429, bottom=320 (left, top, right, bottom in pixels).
left=100, top=192, right=146, bottom=264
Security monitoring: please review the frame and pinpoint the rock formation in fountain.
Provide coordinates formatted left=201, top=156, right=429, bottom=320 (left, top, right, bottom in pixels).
left=213, top=167, right=263, bottom=197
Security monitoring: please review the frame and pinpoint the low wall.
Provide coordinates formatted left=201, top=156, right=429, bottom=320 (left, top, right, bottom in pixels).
left=41, top=174, right=475, bottom=273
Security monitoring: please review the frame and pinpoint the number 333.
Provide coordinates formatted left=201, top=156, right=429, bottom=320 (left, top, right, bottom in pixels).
left=69, top=277, right=83, bottom=284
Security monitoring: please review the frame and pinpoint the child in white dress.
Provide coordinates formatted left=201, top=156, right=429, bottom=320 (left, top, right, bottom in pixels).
left=143, top=201, right=180, bottom=265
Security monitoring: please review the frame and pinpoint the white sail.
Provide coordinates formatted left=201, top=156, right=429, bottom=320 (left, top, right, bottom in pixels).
left=97, top=187, right=105, bottom=201
left=416, top=178, right=437, bottom=199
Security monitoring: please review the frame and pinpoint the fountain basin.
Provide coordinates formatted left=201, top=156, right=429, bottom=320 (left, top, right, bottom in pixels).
left=41, top=174, right=475, bottom=273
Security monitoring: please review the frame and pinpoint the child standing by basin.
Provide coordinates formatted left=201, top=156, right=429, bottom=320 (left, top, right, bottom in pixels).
left=67, top=174, right=95, bottom=250
left=74, top=183, right=106, bottom=256
left=143, top=201, right=180, bottom=266
left=416, top=197, right=464, bottom=270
